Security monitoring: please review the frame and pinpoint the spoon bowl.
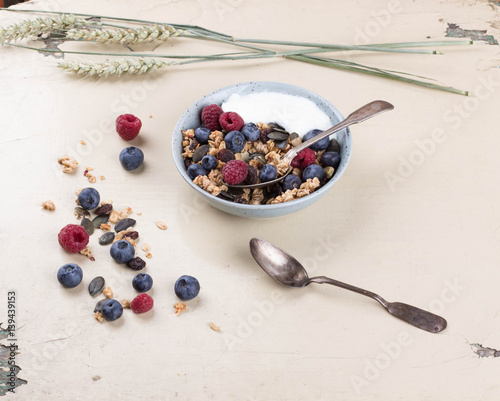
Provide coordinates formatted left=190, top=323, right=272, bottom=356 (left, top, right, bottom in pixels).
left=250, top=238, right=448, bottom=334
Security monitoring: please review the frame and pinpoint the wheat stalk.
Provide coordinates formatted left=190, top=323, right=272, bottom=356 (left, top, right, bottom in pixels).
left=66, top=24, right=182, bottom=45
left=57, top=58, right=174, bottom=78
left=0, top=14, right=92, bottom=43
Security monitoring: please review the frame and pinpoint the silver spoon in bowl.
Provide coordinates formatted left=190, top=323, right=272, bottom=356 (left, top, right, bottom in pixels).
left=249, top=238, right=447, bottom=334
left=226, top=100, right=394, bottom=189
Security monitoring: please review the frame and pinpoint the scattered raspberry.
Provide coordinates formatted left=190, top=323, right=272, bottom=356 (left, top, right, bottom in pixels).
left=217, top=148, right=235, bottom=162
left=242, top=165, right=258, bottom=185
left=291, top=148, right=316, bottom=170
left=58, top=224, right=89, bottom=253
left=222, top=160, right=248, bottom=185
left=201, top=104, right=223, bottom=131
left=131, top=293, right=154, bottom=314
left=219, top=112, right=244, bottom=132
left=116, top=114, right=142, bottom=141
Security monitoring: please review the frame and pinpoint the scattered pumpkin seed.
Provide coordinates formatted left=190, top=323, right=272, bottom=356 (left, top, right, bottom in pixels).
left=92, top=214, right=109, bottom=228
left=75, top=207, right=90, bottom=217
left=88, top=276, right=105, bottom=297
left=324, top=166, right=335, bottom=179
left=267, top=131, right=289, bottom=141
left=115, top=218, right=136, bottom=232
left=98, top=231, right=115, bottom=245
left=192, top=144, right=210, bottom=163
left=94, top=298, right=107, bottom=313
left=81, top=217, right=94, bottom=235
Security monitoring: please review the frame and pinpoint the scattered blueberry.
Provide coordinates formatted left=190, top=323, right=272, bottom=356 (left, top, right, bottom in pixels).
left=110, top=240, right=135, bottom=264
left=78, top=188, right=100, bottom=210
left=303, top=129, right=329, bottom=151
left=259, top=164, right=277, bottom=182
left=174, top=275, right=200, bottom=301
left=187, top=163, right=208, bottom=180
left=57, top=263, right=83, bottom=288
left=321, top=151, right=341, bottom=168
left=119, top=146, right=144, bottom=171
left=303, top=164, right=326, bottom=181
left=201, top=155, right=218, bottom=170
left=132, top=273, right=153, bottom=293
left=224, top=131, right=246, bottom=153
left=194, top=127, right=211, bottom=144
left=282, top=174, right=302, bottom=191
left=100, top=299, right=123, bottom=321
left=241, top=123, right=260, bottom=141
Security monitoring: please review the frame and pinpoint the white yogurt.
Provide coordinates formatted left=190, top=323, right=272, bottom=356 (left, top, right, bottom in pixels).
left=221, top=92, right=332, bottom=138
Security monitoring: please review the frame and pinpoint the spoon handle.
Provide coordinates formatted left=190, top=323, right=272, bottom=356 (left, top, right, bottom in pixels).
left=283, top=100, right=394, bottom=161
left=309, top=276, right=447, bottom=334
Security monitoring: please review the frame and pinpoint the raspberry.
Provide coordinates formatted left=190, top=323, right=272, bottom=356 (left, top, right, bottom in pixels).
left=219, top=112, right=244, bottom=132
left=131, top=293, right=154, bottom=314
left=58, top=224, right=89, bottom=253
left=201, top=104, right=223, bottom=131
left=222, top=160, right=248, bottom=185
left=291, top=148, right=316, bottom=170
left=116, top=114, right=142, bottom=141
left=217, top=148, right=235, bottom=162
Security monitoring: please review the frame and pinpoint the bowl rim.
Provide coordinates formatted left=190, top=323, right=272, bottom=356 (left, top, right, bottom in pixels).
left=172, top=80, right=351, bottom=211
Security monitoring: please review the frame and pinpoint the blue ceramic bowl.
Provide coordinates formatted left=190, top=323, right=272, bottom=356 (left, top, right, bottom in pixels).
left=172, top=81, right=351, bottom=218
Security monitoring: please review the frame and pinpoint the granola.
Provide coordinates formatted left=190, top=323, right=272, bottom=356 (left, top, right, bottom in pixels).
left=174, top=302, right=186, bottom=315
left=270, top=178, right=320, bottom=204
left=94, top=312, right=104, bottom=323
left=79, top=246, right=95, bottom=261
left=156, top=221, right=167, bottom=230
left=103, top=287, right=113, bottom=298
left=120, top=300, right=131, bottom=309
left=41, top=200, right=55, bottom=211
left=209, top=322, right=221, bottom=332
left=58, top=155, right=78, bottom=173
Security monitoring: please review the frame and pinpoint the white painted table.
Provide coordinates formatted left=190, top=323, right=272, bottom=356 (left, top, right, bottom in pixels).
left=1, top=0, right=500, bottom=399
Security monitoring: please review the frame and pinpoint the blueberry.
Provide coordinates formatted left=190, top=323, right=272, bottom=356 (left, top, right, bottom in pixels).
left=259, top=164, right=277, bottom=182
left=110, top=240, right=135, bottom=264
left=303, top=129, right=329, bottom=151
left=241, top=123, right=260, bottom=141
left=132, top=273, right=153, bottom=293
left=57, top=263, right=83, bottom=288
left=174, top=275, right=200, bottom=301
left=194, top=127, right=210, bottom=144
left=282, top=174, right=302, bottom=191
left=224, top=131, right=246, bottom=153
left=100, top=299, right=123, bottom=321
left=187, top=163, right=208, bottom=180
left=78, top=188, right=100, bottom=210
left=119, top=146, right=144, bottom=171
left=201, top=155, right=218, bottom=170
left=303, top=164, right=326, bottom=181
left=321, top=151, right=341, bottom=168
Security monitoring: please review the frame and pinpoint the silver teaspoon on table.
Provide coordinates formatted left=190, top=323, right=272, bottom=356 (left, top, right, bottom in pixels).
left=226, top=100, right=394, bottom=189
left=249, top=238, right=447, bottom=334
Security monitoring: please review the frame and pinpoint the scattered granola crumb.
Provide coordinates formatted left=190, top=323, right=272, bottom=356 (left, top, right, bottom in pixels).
left=99, top=175, right=105, bottom=181
left=149, top=115, right=153, bottom=118
left=142, top=244, right=151, bottom=252
left=80, top=140, right=86, bottom=145
left=120, top=300, right=131, bottom=309
left=103, top=287, right=113, bottom=298
left=94, top=311, right=104, bottom=322
left=79, top=246, right=95, bottom=261
left=102, top=199, right=113, bottom=205
left=86, top=166, right=94, bottom=171
left=145, top=252, right=152, bottom=259
left=109, top=211, right=119, bottom=224
left=137, top=212, right=142, bottom=216
left=88, top=174, right=96, bottom=184
left=41, top=200, right=55, bottom=211
left=209, top=322, right=221, bottom=332
left=100, top=223, right=111, bottom=231
left=110, top=207, right=133, bottom=224
left=156, top=221, right=167, bottom=230
left=174, top=302, right=186, bottom=315
left=124, top=237, right=136, bottom=247
left=58, top=155, right=78, bottom=173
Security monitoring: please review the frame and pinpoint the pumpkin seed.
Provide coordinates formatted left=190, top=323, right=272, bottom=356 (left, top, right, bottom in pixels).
left=289, top=132, right=299, bottom=141
left=99, top=232, right=115, bottom=245
left=269, top=123, right=287, bottom=133
left=324, top=166, right=335, bottom=179
left=81, top=217, right=94, bottom=235
left=327, top=138, right=341, bottom=153
left=88, top=276, right=105, bottom=297
left=94, top=298, right=107, bottom=313
left=92, top=214, right=109, bottom=228
left=274, top=139, right=288, bottom=149
left=219, top=190, right=236, bottom=200
left=267, top=131, right=289, bottom=141
left=192, top=144, right=210, bottom=163
left=249, top=153, right=266, bottom=165
left=240, top=151, right=250, bottom=162
left=115, top=218, right=136, bottom=232
left=75, top=207, right=90, bottom=217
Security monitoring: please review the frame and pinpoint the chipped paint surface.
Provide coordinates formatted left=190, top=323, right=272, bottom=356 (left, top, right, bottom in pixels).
left=470, top=343, right=500, bottom=358
left=446, top=23, right=499, bottom=45
left=0, top=324, right=27, bottom=396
